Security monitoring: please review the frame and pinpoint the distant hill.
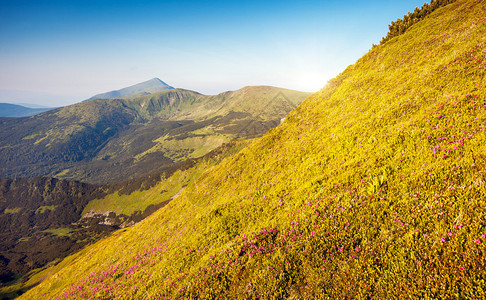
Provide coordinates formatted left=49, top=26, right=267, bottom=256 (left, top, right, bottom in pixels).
left=16, top=103, right=51, bottom=109
left=18, top=0, right=486, bottom=299
left=0, top=86, right=310, bottom=184
left=85, top=78, right=174, bottom=101
left=0, top=103, right=53, bottom=117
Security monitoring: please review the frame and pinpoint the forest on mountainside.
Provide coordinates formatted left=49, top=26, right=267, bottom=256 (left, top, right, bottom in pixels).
left=380, top=0, right=457, bottom=44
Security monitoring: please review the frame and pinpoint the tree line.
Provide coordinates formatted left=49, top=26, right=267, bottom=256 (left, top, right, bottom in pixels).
left=380, top=0, right=457, bottom=45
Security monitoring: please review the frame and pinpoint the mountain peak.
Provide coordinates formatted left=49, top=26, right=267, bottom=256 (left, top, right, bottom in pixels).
left=86, top=78, right=174, bottom=101
left=147, top=77, right=165, bottom=84
left=145, top=77, right=169, bottom=86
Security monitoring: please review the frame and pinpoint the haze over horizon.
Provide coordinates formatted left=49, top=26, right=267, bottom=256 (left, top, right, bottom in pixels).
left=0, top=0, right=427, bottom=107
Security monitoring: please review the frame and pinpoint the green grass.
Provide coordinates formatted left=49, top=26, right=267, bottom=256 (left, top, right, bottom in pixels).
left=135, top=134, right=228, bottom=163
left=19, top=0, right=486, bottom=298
left=3, top=207, right=21, bottom=214
left=83, top=165, right=203, bottom=216
left=41, top=228, right=74, bottom=237
left=35, top=206, right=57, bottom=214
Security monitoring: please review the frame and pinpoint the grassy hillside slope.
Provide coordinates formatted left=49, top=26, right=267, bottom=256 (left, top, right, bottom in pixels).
left=0, top=86, right=309, bottom=184
left=21, top=0, right=486, bottom=298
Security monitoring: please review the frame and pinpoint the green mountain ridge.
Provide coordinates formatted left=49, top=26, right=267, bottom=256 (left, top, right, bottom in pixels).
left=0, top=86, right=310, bottom=184
left=18, top=0, right=486, bottom=298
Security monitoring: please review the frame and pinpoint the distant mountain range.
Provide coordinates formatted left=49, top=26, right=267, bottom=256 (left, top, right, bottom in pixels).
left=85, top=78, right=174, bottom=101
left=0, top=82, right=310, bottom=184
left=16, top=103, right=51, bottom=109
left=0, top=103, right=54, bottom=117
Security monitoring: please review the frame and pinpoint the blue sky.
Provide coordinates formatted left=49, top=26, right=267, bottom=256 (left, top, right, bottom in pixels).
left=0, top=0, right=427, bottom=106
